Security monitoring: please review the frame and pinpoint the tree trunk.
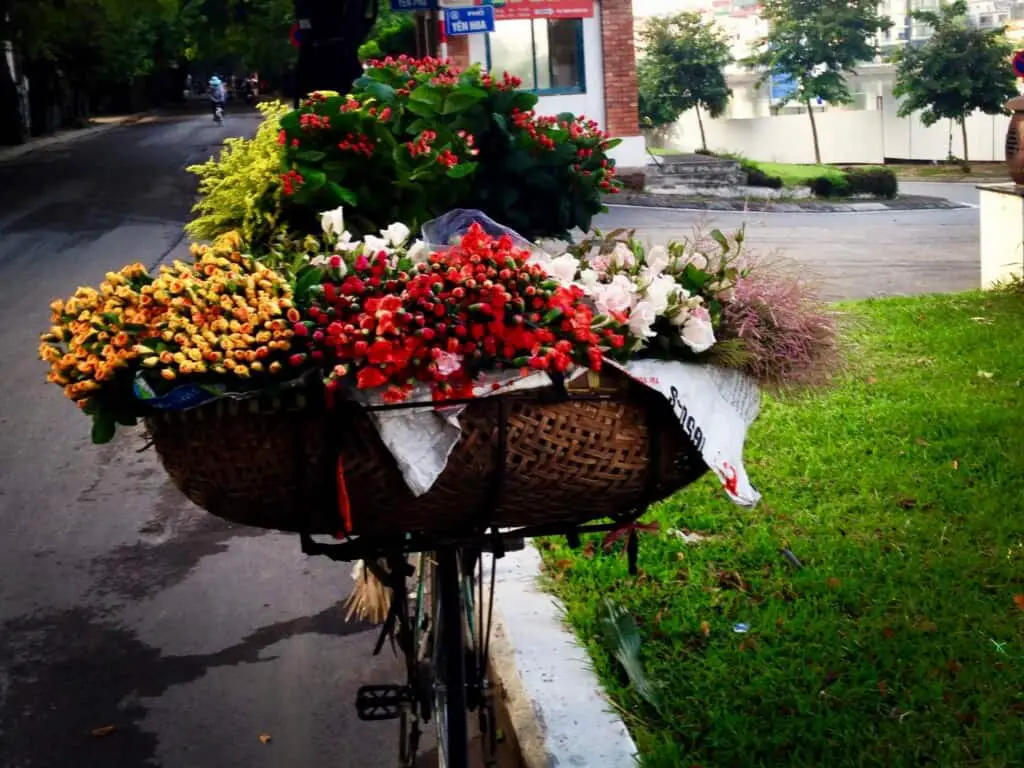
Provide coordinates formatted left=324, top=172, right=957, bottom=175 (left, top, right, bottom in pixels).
left=294, top=0, right=379, bottom=100
left=695, top=104, right=708, bottom=153
left=806, top=99, right=821, bottom=165
left=960, top=116, right=969, bottom=166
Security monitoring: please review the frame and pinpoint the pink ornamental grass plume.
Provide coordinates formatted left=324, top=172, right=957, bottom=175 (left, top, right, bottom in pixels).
left=719, top=266, right=841, bottom=390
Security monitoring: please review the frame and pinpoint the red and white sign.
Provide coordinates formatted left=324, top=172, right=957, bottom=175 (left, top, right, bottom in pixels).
left=484, top=0, right=594, bottom=20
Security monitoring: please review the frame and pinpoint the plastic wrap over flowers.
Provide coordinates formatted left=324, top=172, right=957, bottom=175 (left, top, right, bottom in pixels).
left=421, top=208, right=535, bottom=252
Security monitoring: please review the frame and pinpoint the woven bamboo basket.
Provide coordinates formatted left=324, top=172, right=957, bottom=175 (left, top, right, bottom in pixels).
left=146, top=370, right=708, bottom=537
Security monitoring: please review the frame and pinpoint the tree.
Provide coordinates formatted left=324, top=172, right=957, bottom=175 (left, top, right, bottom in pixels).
left=293, top=0, right=379, bottom=100
left=746, top=0, right=891, bottom=164
left=358, top=7, right=417, bottom=62
left=636, top=12, right=732, bottom=152
left=891, top=0, right=1017, bottom=166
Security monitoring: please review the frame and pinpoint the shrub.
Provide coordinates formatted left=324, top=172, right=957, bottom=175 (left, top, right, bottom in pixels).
left=186, top=101, right=290, bottom=246
left=845, top=167, right=898, bottom=199
left=742, top=162, right=783, bottom=189
left=276, top=56, right=621, bottom=242
left=808, top=174, right=851, bottom=198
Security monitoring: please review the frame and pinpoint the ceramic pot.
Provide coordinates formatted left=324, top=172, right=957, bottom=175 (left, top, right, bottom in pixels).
left=1006, top=96, right=1024, bottom=184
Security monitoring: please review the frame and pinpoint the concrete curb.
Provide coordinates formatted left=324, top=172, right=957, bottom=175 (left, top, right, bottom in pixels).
left=0, top=113, right=150, bottom=164
left=487, top=546, right=637, bottom=768
left=609, top=190, right=969, bottom=213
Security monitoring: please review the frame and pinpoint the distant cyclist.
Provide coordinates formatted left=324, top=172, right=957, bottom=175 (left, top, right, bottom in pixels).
left=208, top=76, right=227, bottom=123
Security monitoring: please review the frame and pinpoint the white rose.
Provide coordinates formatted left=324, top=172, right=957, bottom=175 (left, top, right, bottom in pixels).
left=593, top=274, right=636, bottom=316
left=362, top=234, right=390, bottom=254
left=627, top=299, right=658, bottom=341
left=644, top=274, right=679, bottom=315
left=547, top=253, right=580, bottom=286
left=320, top=206, right=346, bottom=236
left=406, top=239, right=429, bottom=263
left=381, top=222, right=411, bottom=247
left=679, top=306, right=716, bottom=353
left=579, top=268, right=601, bottom=289
left=336, top=232, right=358, bottom=252
left=685, top=251, right=709, bottom=271
left=646, top=245, right=670, bottom=275
left=610, top=242, right=635, bottom=269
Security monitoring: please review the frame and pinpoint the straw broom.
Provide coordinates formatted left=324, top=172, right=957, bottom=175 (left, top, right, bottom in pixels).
left=344, top=554, right=423, bottom=624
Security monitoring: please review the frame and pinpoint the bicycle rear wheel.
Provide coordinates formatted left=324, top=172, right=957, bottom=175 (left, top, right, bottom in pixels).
left=433, top=546, right=469, bottom=768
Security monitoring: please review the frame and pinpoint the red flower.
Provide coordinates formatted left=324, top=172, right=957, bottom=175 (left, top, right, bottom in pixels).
left=357, top=367, right=389, bottom=389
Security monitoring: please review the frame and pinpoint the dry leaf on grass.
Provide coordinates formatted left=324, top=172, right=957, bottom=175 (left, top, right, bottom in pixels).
left=952, top=459, right=960, bottom=470
left=700, top=620, right=710, bottom=637
left=977, top=370, right=994, bottom=379
left=1013, top=594, right=1024, bottom=611
left=90, top=725, right=116, bottom=738
left=258, top=734, right=272, bottom=745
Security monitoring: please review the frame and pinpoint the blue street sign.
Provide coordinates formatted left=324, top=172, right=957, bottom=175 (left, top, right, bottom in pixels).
left=390, top=0, right=438, bottom=11
left=445, top=6, right=495, bottom=36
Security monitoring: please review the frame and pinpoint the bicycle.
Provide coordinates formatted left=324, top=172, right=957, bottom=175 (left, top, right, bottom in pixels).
left=302, top=518, right=656, bottom=767
left=297, top=378, right=698, bottom=767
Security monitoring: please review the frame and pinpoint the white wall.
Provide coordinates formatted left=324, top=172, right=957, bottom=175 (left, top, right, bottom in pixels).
left=668, top=107, right=1011, bottom=164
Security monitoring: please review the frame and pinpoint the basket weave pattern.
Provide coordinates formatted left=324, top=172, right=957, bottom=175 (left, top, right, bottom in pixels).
left=147, top=377, right=707, bottom=536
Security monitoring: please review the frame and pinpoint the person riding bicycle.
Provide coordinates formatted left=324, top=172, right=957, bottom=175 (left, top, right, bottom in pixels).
left=208, top=76, right=227, bottom=121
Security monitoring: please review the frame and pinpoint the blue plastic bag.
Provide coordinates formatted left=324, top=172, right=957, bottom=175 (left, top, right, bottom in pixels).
left=420, top=209, right=533, bottom=251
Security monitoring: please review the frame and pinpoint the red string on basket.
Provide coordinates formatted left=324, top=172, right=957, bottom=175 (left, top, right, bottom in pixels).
left=602, top=520, right=660, bottom=552
left=336, top=454, right=353, bottom=536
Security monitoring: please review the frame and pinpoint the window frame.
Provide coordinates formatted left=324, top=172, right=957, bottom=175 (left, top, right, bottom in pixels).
left=484, top=17, right=587, bottom=97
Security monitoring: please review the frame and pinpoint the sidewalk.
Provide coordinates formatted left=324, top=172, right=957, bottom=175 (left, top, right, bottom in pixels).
left=0, top=112, right=150, bottom=164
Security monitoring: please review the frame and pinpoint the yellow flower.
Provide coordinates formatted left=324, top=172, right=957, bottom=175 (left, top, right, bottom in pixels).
left=179, top=362, right=194, bottom=375
left=250, top=361, right=264, bottom=373
left=234, top=364, right=251, bottom=378
left=187, top=348, right=202, bottom=362
left=161, top=368, right=177, bottom=381
left=142, top=356, right=159, bottom=368
left=172, top=352, right=186, bottom=365
left=269, top=361, right=282, bottom=374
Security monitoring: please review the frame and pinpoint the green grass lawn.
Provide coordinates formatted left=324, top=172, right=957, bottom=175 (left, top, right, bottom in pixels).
left=540, top=291, right=1024, bottom=768
left=752, top=161, right=847, bottom=187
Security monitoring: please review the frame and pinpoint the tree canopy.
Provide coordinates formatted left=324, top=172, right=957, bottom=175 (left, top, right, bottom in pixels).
left=746, top=0, right=891, bottom=164
left=637, top=11, right=732, bottom=151
left=891, top=0, right=1018, bottom=164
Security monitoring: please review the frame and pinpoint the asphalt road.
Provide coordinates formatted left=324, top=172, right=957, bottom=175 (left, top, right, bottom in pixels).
left=0, top=112, right=410, bottom=768
left=0, top=110, right=981, bottom=768
left=600, top=181, right=980, bottom=301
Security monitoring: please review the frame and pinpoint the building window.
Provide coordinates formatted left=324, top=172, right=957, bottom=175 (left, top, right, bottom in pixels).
left=486, top=18, right=585, bottom=95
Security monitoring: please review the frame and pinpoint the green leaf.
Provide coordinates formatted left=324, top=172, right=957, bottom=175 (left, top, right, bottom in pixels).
left=556, top=111, right=576, bottom=124
left=446, top=161, right=478, bottom=179
left=408, top=118, right=433, bottom=134
left=491, top=112, right=510, bottom=133
left=363, top=81, right=397, bottom=104
left=409, top=85, right=443, bottom=107
left=326, top=182, right=358, bottom=206
left=514, top=92, right=539, bottom=111
left=443, top=90, right=487, bottom=115
left=323, top=160, right=349, bottom=174
left=405, top=99, right=438, bottom=118
left=91, top=413, right=116, bottom=445
left=603, top=137, right=623, bottom=150
left=296, top=149, right=326, bottom=163
left=293, top=267, right=324, bottom=306
left=279, top=111, right=300, bottom=133
left=710, top=228, right=730, bottom=252
left=598, top=598, right=662, bottom=713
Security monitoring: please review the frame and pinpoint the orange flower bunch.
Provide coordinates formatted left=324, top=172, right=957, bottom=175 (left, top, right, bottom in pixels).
left=136, top=239, right=297, bottom=382
left=38, top=263, right=157, bottom=410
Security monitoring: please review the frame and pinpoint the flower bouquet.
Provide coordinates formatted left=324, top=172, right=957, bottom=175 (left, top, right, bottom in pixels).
left=39, top=54, right=838, bottom=538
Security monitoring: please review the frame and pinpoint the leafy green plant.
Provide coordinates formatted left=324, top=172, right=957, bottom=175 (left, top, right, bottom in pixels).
left=741, top=162, right=783, bottom=189
left=186, top=101, right=290, bottom=247
left=808, top=174, right=851, bottom=198
left=278, top=56, right=621, bottom=241
left=845, top=167, right=897, bottom=199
